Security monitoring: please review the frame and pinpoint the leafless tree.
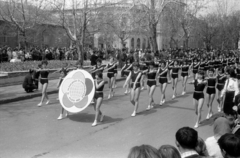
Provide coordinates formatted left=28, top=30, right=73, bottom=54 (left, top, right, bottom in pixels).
left=0, top=0, right=48, bottom=49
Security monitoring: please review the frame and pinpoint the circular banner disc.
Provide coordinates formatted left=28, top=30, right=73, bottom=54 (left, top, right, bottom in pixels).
left=59, top=69, right=95, bottom=113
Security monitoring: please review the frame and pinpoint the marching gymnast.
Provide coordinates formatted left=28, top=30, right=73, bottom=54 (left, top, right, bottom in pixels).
left=189, top=70, right=207, bottom=128
left=181, top=60, right=192, bottom=95
left=169, top=60, right=180, bottom=99
left=92, top=72, right=105, bottom=127
left=123, top=62, right=142, bottom=117
left=140, top=58, right=148, bottom=91
left=142, top=62, right=157, bottom=110
left=192, top=59, right=200, bottom=81
left=105, top=56, right=116, bottom=99
left=53, top=63, right=71, bottom=119
left=37, top=60, right=50, bottom=106
left=216, top=68, right=227, bottom=112
left=113, top=58, right=119, bottom=88
left=121, top=58, right=132, bottom=94
left=157, top=61, right=168, bottom=105
left=90, top=59, right=105, bottom=79
left=205, top=68, right=217, bottom=119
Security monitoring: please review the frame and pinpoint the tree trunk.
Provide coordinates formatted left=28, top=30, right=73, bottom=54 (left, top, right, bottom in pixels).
left=150, top=23, right=158, bottom=53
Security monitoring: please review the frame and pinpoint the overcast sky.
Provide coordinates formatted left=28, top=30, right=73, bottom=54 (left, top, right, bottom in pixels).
left=198, top=0, right=240, bottom=16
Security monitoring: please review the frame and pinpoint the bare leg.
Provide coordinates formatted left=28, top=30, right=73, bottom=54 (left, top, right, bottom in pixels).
left=132, top=88, right=141, bottom=116
left=195, top=98, right=204, bottom=128
left=149, top=85, right=156, bottom=106
left=130, top=88, right=135, bottom=106
left=92, top=97, right=103, bottom=126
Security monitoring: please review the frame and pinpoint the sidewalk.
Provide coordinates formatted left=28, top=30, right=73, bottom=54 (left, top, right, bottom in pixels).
left=0, top=71, right=125, bottom=105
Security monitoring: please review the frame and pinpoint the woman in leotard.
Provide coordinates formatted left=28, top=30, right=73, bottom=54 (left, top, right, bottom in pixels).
left=113, top=58, right=119, bottom=88
left=199, top=58, right=206, bottom=73
left=142, top=62, right=157, bottom=110
left=56, top=63, right=70, bottom=120
left=38, top=60, right=50, bottom=106
left=205, top=68, right=217, bottom=119
left=189, top=71, right=207, bottom=128
left=181, top=60, right=192, bottom=95
left=140, top=58, right=148, bottom=91
left=121, top=58, right=132, bottom=94
left=90, top=59, right=104, bottom=78
left=123, top=62, right=142, bottom=117
left=105, top=56, right=116, bottom=99
left=192, top=59, right=200, bottom=81
left=157, top=61, right=168, bottom=105
left=169, top=60, right=180, bottom=99
left=216, top=67, right=227, bottom=112
left=168, top=58, right=174, bottom=83
left=92, top=72, right=105, bottom=127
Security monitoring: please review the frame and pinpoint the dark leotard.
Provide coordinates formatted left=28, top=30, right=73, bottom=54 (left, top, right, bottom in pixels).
left=181, top=65, right=189, bottom=77
left=193, top=79, right=206, bottom=100
left=217, top=74, right=226, bottom=91
left=171, top=66, right=179, bottom=79
left=107, top=63, right=115, bottom=78
left=206, top=78, right=216, bottom=95
left=159, top=68, right=168, bottom=84
left=131, top=71, right=141, bottom=90
left=193, top=63, right=199, bottom=74
left=40, top=70, right=49, bottom=84
left=146, top=70, right=156, bottom=87
left=94, top=80, right=105, bottom=99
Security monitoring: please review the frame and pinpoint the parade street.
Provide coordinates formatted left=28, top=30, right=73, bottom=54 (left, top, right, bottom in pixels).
left=0, top=79, right=220, bottom=158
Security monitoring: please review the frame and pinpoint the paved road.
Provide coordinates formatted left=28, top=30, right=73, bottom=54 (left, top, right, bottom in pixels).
left=0, top=79, right=222, bottom=158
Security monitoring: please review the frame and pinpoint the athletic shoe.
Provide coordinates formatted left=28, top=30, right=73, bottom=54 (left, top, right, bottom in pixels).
left=172, top=95, right=176, bottom=99
left=182, top=92, right=186, bottom=95
left=206, top=114, right=210, bottom=120
left=46, top=100, right=50, bottom=105
left=37, top=102, right=42, bottom=107
left=131, top=111, right=136, bottom=117
left=92, top=120, right=97, bottom=127
left=100, top=114, right=104, bottom=122
left=108, top=94, right=111, bottom=99
left=194, top=123, right=199, bottom=128
left=141, top=87, right=145, bottom=91
left=124, top=90, right=128, bottom=94
left=146, top=105, right=151, bottom=110
left=162, top=99, right=165, bottom=103
left=57, top=114, right=64, bottom=120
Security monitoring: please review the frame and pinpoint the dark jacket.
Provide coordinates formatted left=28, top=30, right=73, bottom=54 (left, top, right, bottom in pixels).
left=22, top=74, right=34, bottom=88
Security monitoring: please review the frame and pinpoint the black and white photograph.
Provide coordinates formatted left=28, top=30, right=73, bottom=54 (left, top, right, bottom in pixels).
left=0, top=0, right=240, bottom=157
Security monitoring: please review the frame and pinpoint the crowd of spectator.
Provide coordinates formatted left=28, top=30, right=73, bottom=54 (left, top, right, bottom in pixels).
left=128, top=115, right=240, bottom=158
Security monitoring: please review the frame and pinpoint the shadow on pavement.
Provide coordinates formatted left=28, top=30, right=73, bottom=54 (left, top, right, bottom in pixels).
left=199, top=112, right=225, bottom=127
left=137, top=109, right=158, bottom=116
left=68, top=113, right=123, bottom=125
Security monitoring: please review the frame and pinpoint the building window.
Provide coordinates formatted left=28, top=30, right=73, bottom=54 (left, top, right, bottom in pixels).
left=131, top=38, right=134, bottom=49
left=137, top=38, right=140, bottom=49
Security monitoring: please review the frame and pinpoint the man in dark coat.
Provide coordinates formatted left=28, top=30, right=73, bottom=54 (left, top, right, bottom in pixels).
left=22, top=69, right=37, bottom=93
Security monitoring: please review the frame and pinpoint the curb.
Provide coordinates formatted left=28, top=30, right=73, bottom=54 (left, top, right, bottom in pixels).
left=0, top=77, right=126, bottom=105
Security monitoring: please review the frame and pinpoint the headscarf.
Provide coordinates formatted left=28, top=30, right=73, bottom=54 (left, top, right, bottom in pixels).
left=213, top=117, right=232, bottom=139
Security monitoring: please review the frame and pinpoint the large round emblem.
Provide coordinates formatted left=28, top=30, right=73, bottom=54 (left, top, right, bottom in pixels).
left=59, top=69, right=95, bottom=113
